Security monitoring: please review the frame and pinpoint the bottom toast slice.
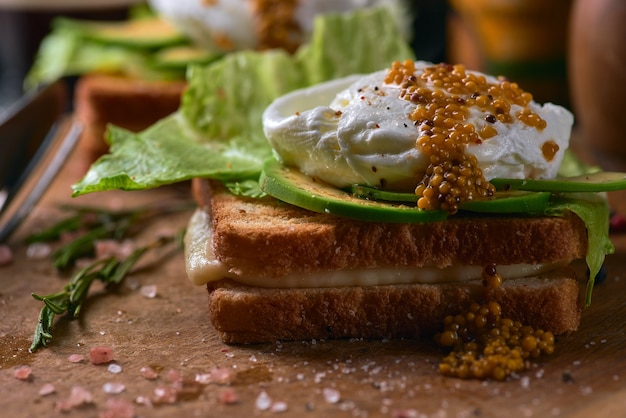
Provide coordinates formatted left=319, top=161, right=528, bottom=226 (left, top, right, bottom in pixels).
left=206, top=268, right=582, bottom=344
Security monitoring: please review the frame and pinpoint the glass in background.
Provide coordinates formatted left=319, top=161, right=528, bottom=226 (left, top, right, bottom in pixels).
left=446, top=0, right=572, bottom=108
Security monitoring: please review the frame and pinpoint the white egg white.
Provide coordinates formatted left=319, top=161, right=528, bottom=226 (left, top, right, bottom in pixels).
left=263, top=61, right=575, bottom=191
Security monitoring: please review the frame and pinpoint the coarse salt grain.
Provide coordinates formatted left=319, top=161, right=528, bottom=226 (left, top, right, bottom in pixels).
left=211, top=367, right=236, bottom=385
left=520, top=376, right=530, bottom=389
left=140, top=285, right=158, bottom=299
left=153, top=386, right=178, bottom=404
left=165, top=369, right=183, bottom=385
left=103, top=382, right=126, bottom=394
left=56, top=386, right=93, bottom=412
left=26, top=243, right=51, bottom=259
left=271, top=401, right=288, bottom=413
left=323, top=388, right=340, bottom=404
left=140, top=366, right=159, bottom=380
left=100, top=398, right=136, bottom=418
left=90, top=346, right=114, bottom=364
left=135, top=395, right=153, bottom=408
left=68, top=354, right=85, bottom=363
left=39, top=383, right=56, bottom=396
left=108, top=363, right=123, bottom=374
left=195, top=373, right=212, bottom=385
left=255, top=391, right=272, bottom=410
left=13, top=365, right=32, bottom=380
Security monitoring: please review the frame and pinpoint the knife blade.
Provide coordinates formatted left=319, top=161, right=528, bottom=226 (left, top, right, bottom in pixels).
left=0, top=80, right=67, bottom=190
left=0, top=80, right=81, bottom=242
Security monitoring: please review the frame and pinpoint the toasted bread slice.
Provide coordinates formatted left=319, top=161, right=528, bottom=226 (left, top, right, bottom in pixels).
left=207, top=271, right=582, bottom=344
left=192, top=178, right=588, bottom=278
left=188, top=178, right=588, bottom=343
left=74, top=74, right=187, bottom=159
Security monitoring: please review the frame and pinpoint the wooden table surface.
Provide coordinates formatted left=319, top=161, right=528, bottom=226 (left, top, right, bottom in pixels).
left=1, top=128, right=626, bottom=418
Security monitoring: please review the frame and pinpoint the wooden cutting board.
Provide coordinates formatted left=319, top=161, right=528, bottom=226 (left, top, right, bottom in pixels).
left=1, top=140, right=625, bottom=418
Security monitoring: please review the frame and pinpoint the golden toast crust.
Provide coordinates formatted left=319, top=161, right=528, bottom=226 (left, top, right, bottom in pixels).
left=74, top=74, right=186, bottom=158
left=193, top=178, right=588, bottom=278
left=207, top=269, right=582, bottom=343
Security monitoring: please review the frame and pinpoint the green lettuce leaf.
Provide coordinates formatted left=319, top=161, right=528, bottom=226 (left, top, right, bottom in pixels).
left=546, top=193, right=614, bottom=306
left=74, top=115, right=265, bottom=194
left=25, top=16, right=188, bottom=89
left=298, top=6, right=415, bottom=85
left=72, top=7, right=415, bottom=196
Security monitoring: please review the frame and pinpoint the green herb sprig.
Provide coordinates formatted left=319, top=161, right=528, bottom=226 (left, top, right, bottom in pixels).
left=27, top=201, right=192, bottom=270
left=30, top=233, right=182, bottom=352
left=28, top=202, right=191, bottom=352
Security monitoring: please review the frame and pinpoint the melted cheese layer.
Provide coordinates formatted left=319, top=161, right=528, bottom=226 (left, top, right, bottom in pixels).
left=185, top=209, right=567, bottom=288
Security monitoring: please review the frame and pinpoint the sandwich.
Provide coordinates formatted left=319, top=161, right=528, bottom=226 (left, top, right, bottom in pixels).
left=25, top=1, right=409, bottom=159
left=184, top=59, right=609, bottom=343
left=71, top=10, right=625, bottom=380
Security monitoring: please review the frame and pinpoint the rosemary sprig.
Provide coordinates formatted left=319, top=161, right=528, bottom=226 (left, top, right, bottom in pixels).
left=27, top=201, right=192, bottom=352
left=30, top=232, right=184, bottom=352
left=27, top=201, right=193, bottom=270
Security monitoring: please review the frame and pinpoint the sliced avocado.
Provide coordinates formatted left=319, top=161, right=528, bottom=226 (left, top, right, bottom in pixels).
left=351, top=185, right=417, bottom=203
left=459, top=191, right=550, bottom=214
left=491, top=172, right=626, bottom=193
left=351, top=184, right=550, bottom=214
left=55, top=17, right=187, bottom=50
left=153, top=46, right=222, bottom=71
left=260, top=159, right=449, bottom=223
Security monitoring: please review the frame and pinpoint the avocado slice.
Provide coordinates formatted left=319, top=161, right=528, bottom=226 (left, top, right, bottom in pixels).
left=260, top=159, right=449, bottom=223
left=153, top=46, right=223, bottom=71
left=491, top=172, right=626, bottom=192
left=351, top=185, right=550, bottom=214
left=56, top=17, right=187, bottom=50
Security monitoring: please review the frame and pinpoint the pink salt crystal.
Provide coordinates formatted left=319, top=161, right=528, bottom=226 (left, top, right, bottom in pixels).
left=13, top=365, right=32, bottom=380
left=135, top=395, right=153, bottom=408
left=68, top=354, right=85, bottom=363
left=0, top=244, right=14, bottom=266
left=90, top=346, right=114, bottom=364
left=210, top=367, right=236, bottom=385
left=95, top=239, right=134, bottom=261
left=99, top=398, right=136, bottom=418
left=139, top=366, right=159, bottom=380
left=271, top=401, right=288, bottom=413
left=219, top=388, right=239, bottom=405
left=195, top=373, right=212, bottom=385
left=139, top=284, right=157, bottom=299
left=56, top=386, right=93, bottom=412
left=153, top=386, right=178, bottom=404
left=165, top=369, right=183, bottom=386
left=39, top=383, right=56, bottom=396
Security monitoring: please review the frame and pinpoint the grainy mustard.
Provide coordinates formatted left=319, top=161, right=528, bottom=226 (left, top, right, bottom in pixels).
left=385, top=60, right=550, bottom=213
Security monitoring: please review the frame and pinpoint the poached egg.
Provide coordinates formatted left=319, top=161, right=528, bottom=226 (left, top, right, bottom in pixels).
left=263, top=61, right=574, bottom=194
